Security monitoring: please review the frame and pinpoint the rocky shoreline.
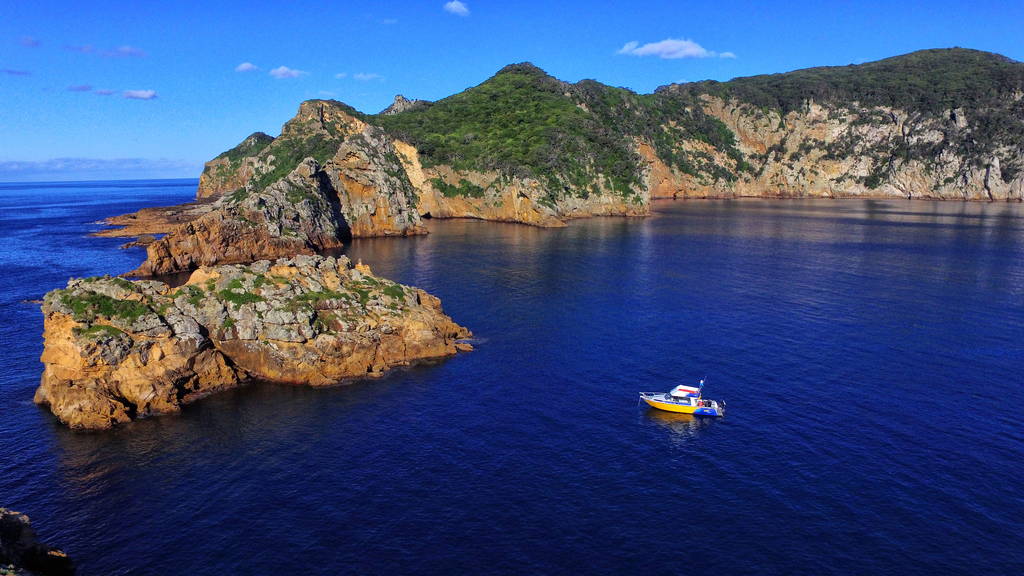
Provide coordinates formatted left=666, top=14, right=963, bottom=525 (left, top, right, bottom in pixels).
left=35, top=255, right=470, bottom=430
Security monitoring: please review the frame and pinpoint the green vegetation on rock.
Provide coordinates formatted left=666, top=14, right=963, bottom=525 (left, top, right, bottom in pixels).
left=217, top=278, right=265, bottom=308
left=375, top=63, right=646, bottom=198
left=216, top=132, right=274, bottom=163
left=58, top=291, right=150, bottom=323
left=431, top=177, right=486, bottom=198
left=375, top=62, right=754, bottom=196
left=247, top=134, right=338, bottom=196
left=682, top=48, right=1024, bottom=115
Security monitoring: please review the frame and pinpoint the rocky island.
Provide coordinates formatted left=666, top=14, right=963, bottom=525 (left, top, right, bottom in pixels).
left=35, top=255, right=470, bottom=430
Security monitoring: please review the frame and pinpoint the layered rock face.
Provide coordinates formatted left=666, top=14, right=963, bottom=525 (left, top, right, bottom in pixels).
left=642, top=95, right=1024, bottom=201
left=394, top=144, right=646, bottom=227
left=36, top=255, right=470, bottom=430
left=0, top=509, right=74, bottom=576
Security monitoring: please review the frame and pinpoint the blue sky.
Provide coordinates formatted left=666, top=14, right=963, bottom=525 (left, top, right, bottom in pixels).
left=1, top=0, right=1022, bottom=181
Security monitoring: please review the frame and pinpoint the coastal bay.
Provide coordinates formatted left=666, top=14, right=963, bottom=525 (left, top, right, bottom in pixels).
left=2, top=180, right=1022, bottom=574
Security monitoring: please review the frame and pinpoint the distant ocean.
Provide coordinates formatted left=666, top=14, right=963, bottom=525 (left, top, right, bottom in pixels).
left=2, top=180, right=1023, bottom=575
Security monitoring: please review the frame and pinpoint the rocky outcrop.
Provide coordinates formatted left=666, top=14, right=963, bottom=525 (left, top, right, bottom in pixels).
left=0, top=509, right=74, bottom=576
left=36, top=255, right=471, bottom=430
left=92, top=198, right=219, bottom=241
left=115, top=101, right=425, bottom=275
left=130, top=159, right=350, bottom=276
left=322, top=127, right=426, bottom=237
left=381, top=94, right=429, bottom=116
left=196, top=132, right=274, bottom=200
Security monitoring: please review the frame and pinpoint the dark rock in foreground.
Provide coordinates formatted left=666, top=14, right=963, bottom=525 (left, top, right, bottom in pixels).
left=0, top=509, right=74, bottom=576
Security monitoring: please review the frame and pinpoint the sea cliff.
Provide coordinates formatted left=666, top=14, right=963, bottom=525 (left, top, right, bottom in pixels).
left=99, top=49, right=1024, bottom=276
left=36, top=255, right=470, bottom=430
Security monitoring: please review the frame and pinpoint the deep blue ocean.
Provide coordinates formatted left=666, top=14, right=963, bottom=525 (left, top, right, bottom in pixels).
left=1, top=180, right=1023, bottom=575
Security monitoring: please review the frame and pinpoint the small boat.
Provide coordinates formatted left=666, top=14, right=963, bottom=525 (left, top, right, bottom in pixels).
left=639, top=380, right=725, bottom=417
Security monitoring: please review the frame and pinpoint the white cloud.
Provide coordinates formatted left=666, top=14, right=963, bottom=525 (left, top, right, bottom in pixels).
left=67, top=85, right=93, bottom=92
left=94, top=89, right=115, bottom=96
left=381, top=18, right=398, bottom=25
left=334, top=72, right=348, bottom=79
left=617, top=38, right=735, bottom=59
left=353, top=72, right=383, bottom=81
left=443, top=1, right=470, bottom=16
left=124, top=89, right=157, bottom=100
left=2, top=69, right=31, bottom=76
left=269, top=65, right=306, bottom=79
left=235, top=62, right=259, bottom=72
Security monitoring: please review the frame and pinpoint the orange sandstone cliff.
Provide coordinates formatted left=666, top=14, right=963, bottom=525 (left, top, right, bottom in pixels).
left=36, top=255, right=470, bottom=430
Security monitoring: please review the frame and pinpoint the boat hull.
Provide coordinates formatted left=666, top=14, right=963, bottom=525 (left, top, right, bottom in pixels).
left=643, top=397, right=698, bottom=414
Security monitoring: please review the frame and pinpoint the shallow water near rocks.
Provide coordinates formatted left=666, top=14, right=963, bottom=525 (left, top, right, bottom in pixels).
left=2, top=180, right=1023, bottom=575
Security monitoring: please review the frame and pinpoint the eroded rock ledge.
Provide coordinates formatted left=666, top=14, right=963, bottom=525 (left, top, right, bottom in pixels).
left=0, top=509, right=74, bottom=576
left=35, top=255, right=470, bottom=430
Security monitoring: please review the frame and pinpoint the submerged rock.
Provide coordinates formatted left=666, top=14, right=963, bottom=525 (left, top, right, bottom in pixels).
left=0, top=509, right=74, bottom=576
left=35, top=255, right=471, bottom=430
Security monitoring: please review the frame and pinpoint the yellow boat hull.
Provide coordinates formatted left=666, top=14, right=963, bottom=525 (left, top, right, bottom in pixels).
left=642, top=397, right=700, bottom=414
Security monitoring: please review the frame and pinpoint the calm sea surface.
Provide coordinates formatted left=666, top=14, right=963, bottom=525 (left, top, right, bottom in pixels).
left=1, top=180, right=1023, bottom=575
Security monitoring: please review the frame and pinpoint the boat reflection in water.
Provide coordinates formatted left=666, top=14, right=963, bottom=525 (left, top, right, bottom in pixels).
left=642, top=410, right=716, bottom=441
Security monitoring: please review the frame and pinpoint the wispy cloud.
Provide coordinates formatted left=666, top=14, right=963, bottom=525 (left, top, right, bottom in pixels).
left=381, top=18, right=399, bottom=25
left=235, top=62, right=259, bottom=72
left=617, top=38, right=735, bottom=59
left=334, top=72, right=347, bottom=79
left=353, top=72, right=383, bottom=81
left=105, top=45, right=146, bottom=58
left=0, top=157, right=201, bottom=182
left=94, top=89, right=115, bottom=96
left=124, top=89, right=157, bottom=100
left=269, top=65, right=306, bottom=79
left=19, top=36, right=40, bottom=48
left=64, top=44, right=146, bottom=58
left=443, top=1, right=470, bottom=16
left=67, top=85, right=93, bottom=92
left=2, top=69, right=31, bottom=76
